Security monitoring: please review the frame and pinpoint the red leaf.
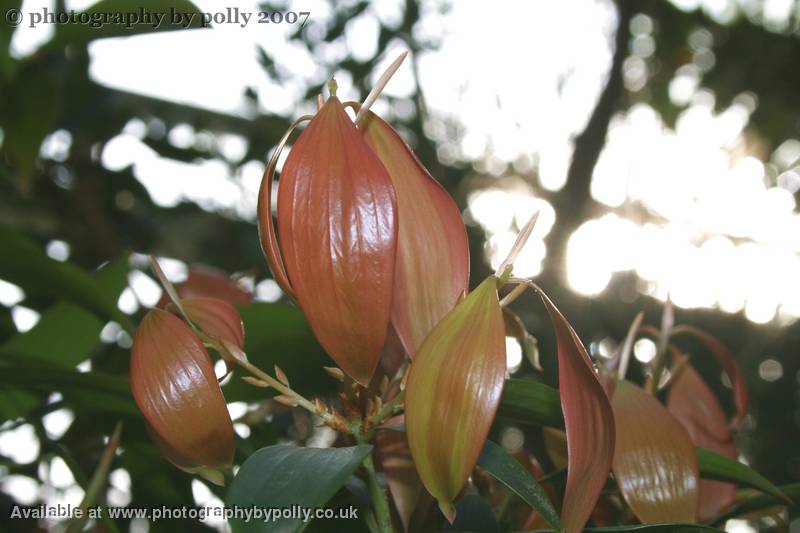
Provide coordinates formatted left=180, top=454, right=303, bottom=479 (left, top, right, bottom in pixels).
left=405, top=276, right=506, bottom=521
left=130, top=309, right=234, bottom=469
left=671, top=325, right=748, bottom=428
left=171, top=297, right=244, bottom=349
left=276, top=97, right=398, bottom=385
left=611, top=380, right=699, bottom=523
left=668, top=364, right=738, bottom=520
left=537, top=291, right=615, bottom=533
left=359, top=112, right=469, bottom=356
left=157, top=266, right=251, bottom=307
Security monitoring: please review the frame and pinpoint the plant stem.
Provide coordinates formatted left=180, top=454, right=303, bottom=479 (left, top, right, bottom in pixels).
left=235, top=356, right=334, bottom=424
left=359, top=441, right=394, bottom=533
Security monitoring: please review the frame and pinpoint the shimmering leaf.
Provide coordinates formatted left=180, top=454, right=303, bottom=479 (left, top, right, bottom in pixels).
left=276, top=97, right=397, bottom=385
left=405, top=276, right=505, bottom=521
left=668, top=364, right=738, bottom=519
left=360, top=111, right=469, bottom=356
left=611, top=380, right=699, bottom=523
left=130, top=309, right=234, bottom=469
left=537, top=291, right=615, bottom=533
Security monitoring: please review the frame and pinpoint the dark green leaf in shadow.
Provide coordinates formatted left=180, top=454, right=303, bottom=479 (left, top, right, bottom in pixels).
left=477, top=440, right=561, bottom=531
left=227, top=444, right=373, bottom=532
left=496, top=379, right=563, bottom=429
left=696, top=447, right=789, bottom=503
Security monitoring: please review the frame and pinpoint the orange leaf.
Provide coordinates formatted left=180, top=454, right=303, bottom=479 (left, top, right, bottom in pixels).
left=359, top=111, right=469, bottom=356
left=375, top=416, right=422, bottom=532
left=668, top=364, right=737, bottom=520
left=276, top=97, right=398, bottom=385
left=130, top=309, right=234, bottom=469
left=173, top=297, right=244, bottom=349
left=611, top=379, right=699, bottom=523
left=157, top=266, right=251, bottom=307
left=405, top=276, right=506, bottom=521
left=537, top=291, right=614, bottom=533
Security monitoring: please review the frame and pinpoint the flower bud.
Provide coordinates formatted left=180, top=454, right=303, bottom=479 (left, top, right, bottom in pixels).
left=404, top=276, right=506, bottom=522
left=130, top=309, right=235, bottom=471
left=359, top=111, right=469, bottom=356
left=261, top=96, right=398, bottom=385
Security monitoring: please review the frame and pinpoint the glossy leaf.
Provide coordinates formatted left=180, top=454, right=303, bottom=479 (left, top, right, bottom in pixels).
left=359, top=111, right=469, bottom=356
left=130, top=309, right=234, bottom=469
left=476, top=440, right=562, bottom=531
left=275, top=97, right=397, bottom=385
left=227, top=444, right=372, bottom=532
left=611, top=379, right=699, bottom=523
left=671, top=325, right=748, bottom=427
left=497, top=379, right=563, bottom=428
left=668, top=364, right=737, bottom=520
left=696, top=447, right=788, bottom=502
left=177, top=297, right=244, bottom=349
left=374, top=415, right=422, bottom=532
left=537, top=291, right=615, bottom=533
left=405, top=276, right=505, bottom=521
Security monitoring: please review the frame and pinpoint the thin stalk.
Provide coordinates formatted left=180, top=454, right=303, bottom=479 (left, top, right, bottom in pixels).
left=234, top=357, right=334, bottom=424
left=646, top=298, right=674, bottom=394
left=358, top=438, right=394, bottom=533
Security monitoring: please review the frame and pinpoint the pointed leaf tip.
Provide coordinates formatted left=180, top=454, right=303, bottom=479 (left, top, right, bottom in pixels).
left=405, top=277, right=505, bottom=514
left=537, top=290, right=615, bottom=533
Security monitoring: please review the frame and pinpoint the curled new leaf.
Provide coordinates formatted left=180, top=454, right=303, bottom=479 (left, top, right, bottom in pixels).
left=359, top=111, right=469, bottom=356
left=537, top=291, right=615, bottom=533
left=668, top=365, right=737, bottom=520
left=272, top=96, right=398, bottom=386
left=611, top=379, right=699, bottom=523
left=130, top=309, right=235, bottom=470
left=405, top=276, right=506, bottom=521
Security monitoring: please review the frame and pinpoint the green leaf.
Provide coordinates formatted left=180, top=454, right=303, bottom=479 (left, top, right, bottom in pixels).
left=707, top=483, right=800, bottom=526
left=222, top=303, right=334, bottom=402
left=476, top=440, right=561, bottom=531
left=0, top=362, right=138, bottom=417
left=696, top=446, right=789, bottom=502
left=48, top=0, right=205, bottom=48
left=227, top=445, right=373, bottom=532
left=0, top=229, right=131, bottom=329
left=496, top=379, right=563, bottom=428
left=0, top=302, right=103, bottom=367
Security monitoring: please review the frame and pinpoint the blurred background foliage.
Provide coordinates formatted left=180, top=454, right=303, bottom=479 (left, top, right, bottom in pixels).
left=0, top=0, right=799, bottom=531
